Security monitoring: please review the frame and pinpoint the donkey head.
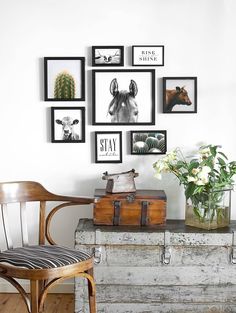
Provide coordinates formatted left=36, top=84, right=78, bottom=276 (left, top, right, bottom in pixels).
left=108, top=78, right=138, bottom=123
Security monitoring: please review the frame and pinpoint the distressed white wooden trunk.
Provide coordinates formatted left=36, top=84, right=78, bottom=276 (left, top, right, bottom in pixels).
left=75, top=218, right=236, bottom=313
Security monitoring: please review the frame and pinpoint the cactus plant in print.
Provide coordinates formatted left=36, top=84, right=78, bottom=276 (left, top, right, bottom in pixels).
left=133, top=141, right=149, bottom=153
left=54, top=71, right=76, bottom=99
left=133, top=133, right=148, bottom=143
left=145, top=137, right=159, bottom=149
left=158, top=138, right=166, bottom=152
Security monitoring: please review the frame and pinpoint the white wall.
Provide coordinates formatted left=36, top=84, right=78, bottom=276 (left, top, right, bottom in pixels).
left=0, top=0, right=235, bottom=248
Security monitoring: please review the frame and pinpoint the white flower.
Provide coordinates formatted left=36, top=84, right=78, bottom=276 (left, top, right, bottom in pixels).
left=196, top=170, right=209, bottom=185
left=187, top=176, right=197, bottom=183
left=199, top=147, right=211, bottom=159
left=201, top=166, right=211, bottom=174
left=192, top=168, right=200, bottom=175
left=166, top=150, right=177, bottom=162
left=195, top=179, right=206, bottom=186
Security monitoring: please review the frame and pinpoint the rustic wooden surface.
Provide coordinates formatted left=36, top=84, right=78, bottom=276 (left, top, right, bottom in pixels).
left=0, top=293, right=74, bottom=313
left=75, top=218, right=236, bottom=313
left=93, top=189, right=166, bottom=226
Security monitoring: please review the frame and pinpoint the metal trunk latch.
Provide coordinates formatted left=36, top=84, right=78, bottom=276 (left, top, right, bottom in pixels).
left=93, top=229, right=103, bottom=265
left=161, top=230, right=171, bottom=265
left=231, top=230, right=236, bottom=264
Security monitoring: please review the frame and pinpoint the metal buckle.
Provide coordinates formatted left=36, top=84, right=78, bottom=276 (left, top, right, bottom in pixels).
left=161, top=230, right=171, bottom=265
left=231, top=230, right=236, bottom=264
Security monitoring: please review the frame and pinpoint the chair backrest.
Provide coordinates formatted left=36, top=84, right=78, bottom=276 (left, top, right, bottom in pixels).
left=0, top=181, right=94, bottom=250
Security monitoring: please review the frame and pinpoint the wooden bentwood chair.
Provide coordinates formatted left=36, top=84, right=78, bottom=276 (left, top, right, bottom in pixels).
left=0, top=181, right=96, bottom=313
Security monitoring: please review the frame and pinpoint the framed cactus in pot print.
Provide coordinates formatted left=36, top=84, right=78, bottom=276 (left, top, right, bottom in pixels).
left=44, top=57, right=85, bottom=101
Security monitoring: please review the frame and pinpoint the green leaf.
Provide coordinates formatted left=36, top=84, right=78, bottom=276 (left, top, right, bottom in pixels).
left=185, top=183, right=196, bottom=199
left=218, top=151, right=228, bottom=160
left=210, top=146, right=217, bottom=157
left=217, top=157, right=226, bottom=166
left=188, top=162, right=199, bottom=172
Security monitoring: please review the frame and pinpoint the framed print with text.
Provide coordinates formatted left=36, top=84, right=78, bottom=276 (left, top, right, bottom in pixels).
left=95, top=131, right=122, bottom=163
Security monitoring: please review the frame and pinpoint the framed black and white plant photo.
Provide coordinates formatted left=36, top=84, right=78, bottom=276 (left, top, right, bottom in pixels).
left=92, top=46, right=124, bottom=66
left=131, top=130, right=167, bottom=155
left=132, top=45, right=164, bottom=66
left=44, top=57, right=85, bottom=101
left=95, top=131, right=122, bottom=163
left=51, top=107, right=85, bottom=143
left=163, top=77, right=197, bottom=113
left=92, top=69, right=155, bottom=125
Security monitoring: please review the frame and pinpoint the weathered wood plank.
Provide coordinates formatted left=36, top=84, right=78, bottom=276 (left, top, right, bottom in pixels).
left=92, top=266, right=236, bottom=285
left=76, top=302, right=236, bottom=313
left=75, top=244, right=230, bottom=266
left=75, top=284, right=236, bottom=304
left=76, top=219, right=235, bottom=246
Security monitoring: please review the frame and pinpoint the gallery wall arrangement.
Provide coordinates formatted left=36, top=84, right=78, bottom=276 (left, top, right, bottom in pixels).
left=44, top=45, right=197, bottom=163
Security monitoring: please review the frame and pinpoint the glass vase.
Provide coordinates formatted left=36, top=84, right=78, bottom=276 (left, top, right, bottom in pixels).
left=185, top=187, right=232, bottom=230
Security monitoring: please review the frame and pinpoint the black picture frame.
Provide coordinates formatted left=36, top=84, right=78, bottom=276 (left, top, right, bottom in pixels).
left=92, top=69, right=155, bottom=125
left=132, top=45, right=164, bottom=66
left=44, top=57, right=85, bottom=101
left=92, top=46, right=124, bottom=67
left=163, top=77, right=197, bottom=113
left=130, top=130, right=167, bottom=155
left=95, top=131, right=122, bottom=163
left=51, top=107, right=85, bottom=143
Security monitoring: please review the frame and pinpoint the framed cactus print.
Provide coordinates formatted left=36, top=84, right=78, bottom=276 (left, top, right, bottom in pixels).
left=44, top=57, right=85, bottom=101
left=130, top=130, right=167, bottom=155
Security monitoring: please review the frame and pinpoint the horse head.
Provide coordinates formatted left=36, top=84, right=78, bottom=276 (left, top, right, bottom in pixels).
left=108, top=78, right=138, bottom=123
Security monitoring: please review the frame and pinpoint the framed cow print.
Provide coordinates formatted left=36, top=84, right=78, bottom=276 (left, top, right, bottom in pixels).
left=95, top=131, right=122, bottom=163
left=51, top=107, right=85, bottom=143
left=163, top=77, right=197, bottom=113
left=92, top=46, right=124, bottom=67
left=92, top=69, right=155, bottom=125
left=130, top=130, right=167, bottom=155
left=44, top=57, right=85, bottom=101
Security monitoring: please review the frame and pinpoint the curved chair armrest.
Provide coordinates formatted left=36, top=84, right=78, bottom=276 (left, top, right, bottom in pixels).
left=45, top=197, right=95, bottom=245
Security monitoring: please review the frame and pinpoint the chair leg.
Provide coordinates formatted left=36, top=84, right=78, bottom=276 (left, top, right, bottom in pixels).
left=87, top=268, right=96, bottom=313
left=30, top=280, right=39, bottom=313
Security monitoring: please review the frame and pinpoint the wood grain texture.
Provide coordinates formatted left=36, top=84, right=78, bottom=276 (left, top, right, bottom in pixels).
left=0, top=182, right=96, bottom=313
left=0, top=293, right=74, bottom=313
left=80, top=303, right=236, bottom=313
left=75, top=218, right=236, bottom=313
left=93, top=189, right=166, bottom=226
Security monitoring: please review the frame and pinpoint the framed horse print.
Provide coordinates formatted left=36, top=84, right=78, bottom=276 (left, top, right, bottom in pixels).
left=92, top=69, right=155, bottom=125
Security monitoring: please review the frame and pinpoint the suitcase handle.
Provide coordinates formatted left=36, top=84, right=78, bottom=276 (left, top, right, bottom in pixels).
left=141, top=201, right=149, bottom=226
left=113, top=200, right=121, bottom=226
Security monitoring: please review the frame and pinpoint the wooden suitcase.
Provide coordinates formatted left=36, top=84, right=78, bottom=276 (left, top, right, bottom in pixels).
left=93, top=189, right=166, bottom=226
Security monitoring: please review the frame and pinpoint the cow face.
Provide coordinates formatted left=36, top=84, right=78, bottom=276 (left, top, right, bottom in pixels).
left=175, top=86, right=192, bottom=106
left=56, top=116, right=79, bottom=139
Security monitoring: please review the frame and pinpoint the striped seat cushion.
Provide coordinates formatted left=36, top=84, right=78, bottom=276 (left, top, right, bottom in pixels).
left=0, top=245, right=92, bottom=270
